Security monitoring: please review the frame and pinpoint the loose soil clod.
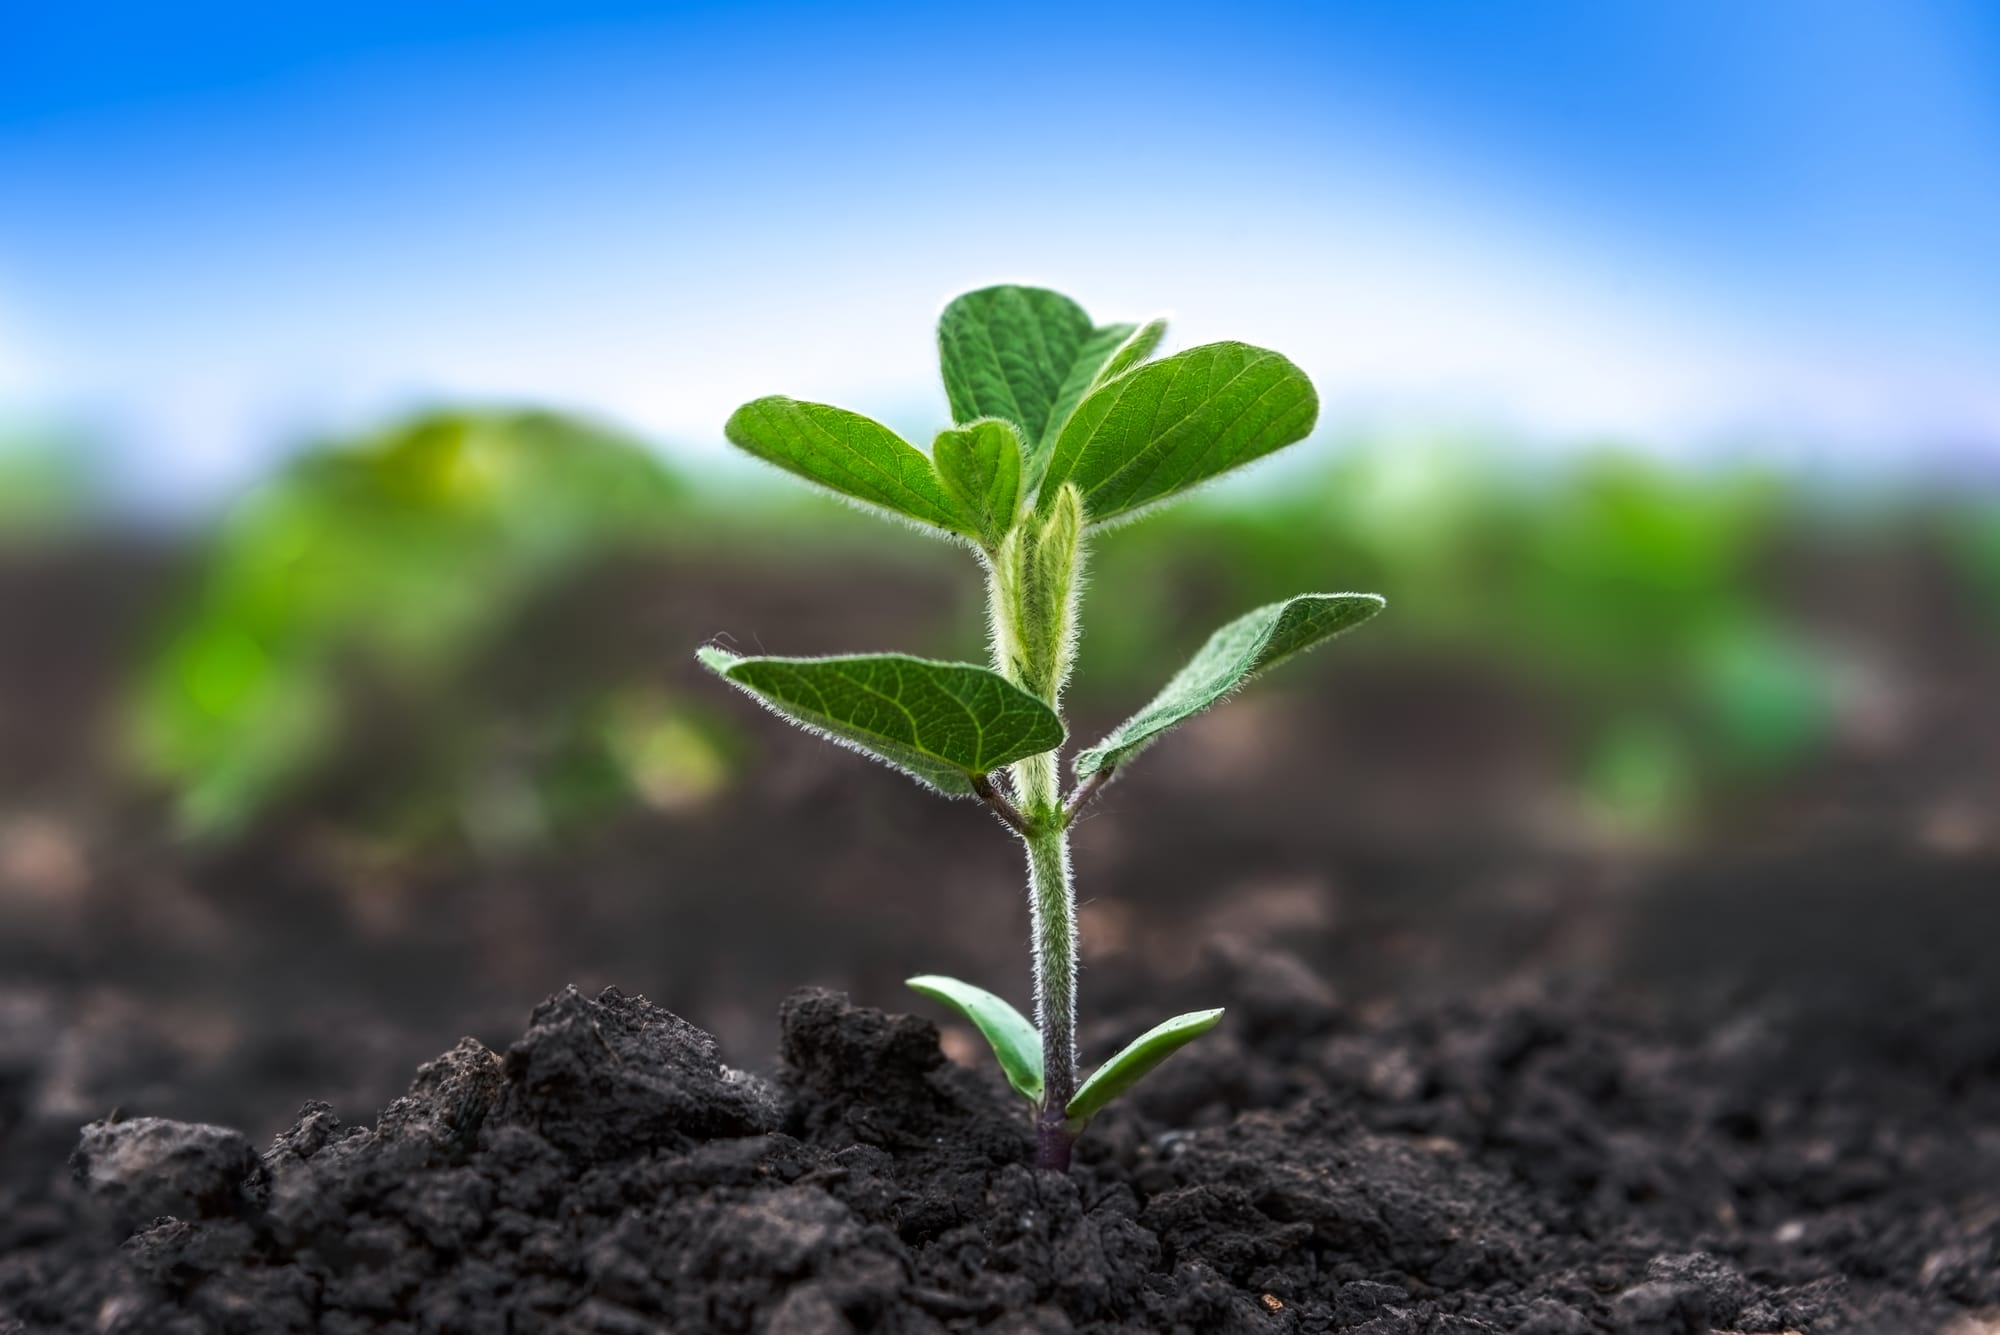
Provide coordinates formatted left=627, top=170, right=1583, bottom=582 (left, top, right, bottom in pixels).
left=3, top=952, right=1997, bottom=1333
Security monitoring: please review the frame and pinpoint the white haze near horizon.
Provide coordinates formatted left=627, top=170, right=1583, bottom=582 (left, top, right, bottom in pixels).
left=9, top=197, right=1997, bottom=517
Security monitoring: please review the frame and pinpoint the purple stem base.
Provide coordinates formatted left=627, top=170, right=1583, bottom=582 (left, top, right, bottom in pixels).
left=1035, top=1115, right=1075, bottom=1173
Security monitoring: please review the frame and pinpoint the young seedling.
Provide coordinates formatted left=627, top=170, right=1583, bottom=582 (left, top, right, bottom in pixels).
left=701, top=286, right=1383, bottom=1170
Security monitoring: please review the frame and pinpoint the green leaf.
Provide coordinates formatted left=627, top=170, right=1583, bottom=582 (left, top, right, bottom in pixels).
left=725, top=396, right=977, bottom=538
left=1031, top=317, right=1168, bottom=495
left=931, top=419, right=1023, bottom=549
left=1065, top=1009, right=1223, bottom=1129
left=1038, top=342, right=1318, bottom=524
left=938, top=286, right=1090, bottom=445
left=697, top=648, right=1062, bottom=795
left=1094, top=316, right=1169, bottom=388
left=937, top=287, right=1154, bottom=487
left=906, top=974, right=1044, bottom=1105
left=1075, top=593, right=1385, bottom=779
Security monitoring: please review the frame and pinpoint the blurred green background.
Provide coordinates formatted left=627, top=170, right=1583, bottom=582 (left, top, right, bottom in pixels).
left=5, top=407, right=1993, bottom=852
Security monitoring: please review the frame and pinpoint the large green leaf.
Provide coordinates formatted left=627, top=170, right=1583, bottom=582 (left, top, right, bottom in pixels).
left=1075, top=593, right=1384, bottom=779
left=931, top=419, right=1023, bottom=549
left=725, top=397, right=977, bottom=538
left=906, top=974, right=1044, bottom=1105
left=697, top=648, right=1062, bottom=794
left=937, top=287, right=1155, bottom=486
left=937, top=286, right=1090, bottom=444
left=1038, top=342, right=1317, bottom=524
left=1065, top=1009, right=1223, bottom=1130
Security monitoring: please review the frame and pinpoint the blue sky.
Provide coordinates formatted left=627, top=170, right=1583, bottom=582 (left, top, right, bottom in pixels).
left=3, top=1, right=1997, bottom=505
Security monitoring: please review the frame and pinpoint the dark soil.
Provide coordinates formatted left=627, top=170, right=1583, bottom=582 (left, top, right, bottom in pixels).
left=6, top=938, right=1998, bottom=1334
left=3, top=536, right=1998, bottom=1332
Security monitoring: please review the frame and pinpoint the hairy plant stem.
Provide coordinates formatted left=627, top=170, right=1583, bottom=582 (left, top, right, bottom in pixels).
left=1023, top=816, right=1076, bottom=1171
left=986, top=484, right=1085, bottom=1170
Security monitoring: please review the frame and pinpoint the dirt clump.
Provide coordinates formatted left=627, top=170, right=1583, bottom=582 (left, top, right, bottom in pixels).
left=2, top=956, right=1995, bottom=1333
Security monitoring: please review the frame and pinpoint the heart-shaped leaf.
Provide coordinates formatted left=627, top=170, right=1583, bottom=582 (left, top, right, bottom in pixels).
left=938, top=286, right=1161, bottom=489
left=1075, top=593, right=1385, bottom=779
left=932, top=419, right=1023, bottom=549
left=698, top=648, right=1062, bottom=794
left=1038, top=342, right=1317, bottom=525
left=907, top=974, right=1043, bottom=1105
left=1065, top=1008, right=1223, bottom=1130
left=725, top=397, right=978, bottom=539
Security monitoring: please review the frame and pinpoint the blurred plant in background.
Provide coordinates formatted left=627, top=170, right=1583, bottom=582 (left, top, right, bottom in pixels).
left=0, top=430, right=93, bottom=542
left=1083, top=440, right=1835, bottom=831
left=123, top=409, right=1982, bottom=850
left=126, top=409, right=736, bottom=847
left=1950, top=502, right=2000, bottom=623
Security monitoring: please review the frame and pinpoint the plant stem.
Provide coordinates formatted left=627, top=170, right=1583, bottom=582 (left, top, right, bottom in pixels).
left=1009, top=716, right=1080, bottom=1170
left=1023, top=820, right=1077, bottom=1169
left=985, top=485, right=1086, bottom=1170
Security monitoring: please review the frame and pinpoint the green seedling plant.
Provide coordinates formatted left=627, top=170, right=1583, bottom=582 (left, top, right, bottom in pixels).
left=701, top=286, right=1383, bottom=1171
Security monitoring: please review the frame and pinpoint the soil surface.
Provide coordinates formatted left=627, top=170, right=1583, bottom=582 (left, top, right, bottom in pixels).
left=6, top=939, right=1998, bottom=1334
left=4, top=537, right=1998, bottom=1332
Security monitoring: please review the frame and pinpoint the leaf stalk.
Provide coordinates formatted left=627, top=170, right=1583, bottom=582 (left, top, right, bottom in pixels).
left=1060, top=766, right=1114, bottom=827
left=969, top=773, right=1032, bottom=837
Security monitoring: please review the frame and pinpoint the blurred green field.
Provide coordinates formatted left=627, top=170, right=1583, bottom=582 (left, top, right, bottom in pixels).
left=7, top=410, right=1996, bottom=850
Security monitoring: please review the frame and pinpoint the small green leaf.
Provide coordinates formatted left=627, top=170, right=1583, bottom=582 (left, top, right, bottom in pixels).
left=1038, top=342, right=1317, bottom=524
left=1093, top=317, right=1168, bottom=387
left=937, top=287, right=1152, bottom=488
left=1065, top=1009, right=1223, bottom=1129
left=1076, top=593, right=1384, bottom=779
left=725, top=397, right=977, bottom=538
left=932, top=419, right=1023, bottom=549
left=1030, top=317, right=1168, bottom=495
left=697, top=648, right=1062, bottom=795
left=907, top=974, right=1044, bottom=1105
